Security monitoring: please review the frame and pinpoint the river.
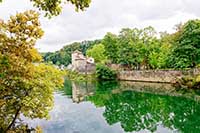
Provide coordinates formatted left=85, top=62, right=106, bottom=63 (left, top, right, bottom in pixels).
left=26, top=80, right=200, bottom=133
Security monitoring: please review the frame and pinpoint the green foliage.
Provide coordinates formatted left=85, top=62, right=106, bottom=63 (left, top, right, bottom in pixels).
left=87, top=82, right=200, bottom=133
left=117, top=28, right=141, bottom=68
left=87, top=81, right=119, bottom=107
left=148, top=40, right=171, bottom=69
left=102, top=33, right=119, bottom=63
left=43, top=19, right=200, bottom=70
left=0, top=11, right=64, bottom=132
left=43, top=40, right=101, bottom=67
left=101, top=21, right=200, bottom=70
left=177, top=75, right=200, bottom=89
left=1, top=0, right=91, bottom=17
left=86, top=43, right=107, bottom=63
left=96, top=64, right=117, bottom=80
left=195, top=75, right=200, bottom=89
left=63, top=78, right=72, bottom=96
left=168, top=20, right=200, bottom=69
left=117, top=27, right=162, bottom=69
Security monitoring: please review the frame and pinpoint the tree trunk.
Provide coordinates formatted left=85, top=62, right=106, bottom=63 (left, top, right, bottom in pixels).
left=6, top=106, right=21, bottom=132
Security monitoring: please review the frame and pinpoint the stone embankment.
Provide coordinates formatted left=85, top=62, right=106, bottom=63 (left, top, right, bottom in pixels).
left=118, top=69, right=200, bottom=83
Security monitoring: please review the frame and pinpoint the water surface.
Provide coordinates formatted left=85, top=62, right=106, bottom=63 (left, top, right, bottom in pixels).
left=27, top=81, right=200, bottom=133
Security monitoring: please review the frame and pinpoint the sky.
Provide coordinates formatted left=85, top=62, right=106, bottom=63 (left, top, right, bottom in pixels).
left=0, top=0, right=199, bottom=52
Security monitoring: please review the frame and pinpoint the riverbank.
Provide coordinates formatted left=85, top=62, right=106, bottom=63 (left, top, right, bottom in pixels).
left=65, top=68, right=200, bottom=86
left=117, top=69, right=200, bottom=83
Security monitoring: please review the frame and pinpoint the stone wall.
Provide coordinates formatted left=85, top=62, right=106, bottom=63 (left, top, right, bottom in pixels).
left=118, top=69, right=200, bottom=83
left=72, top=59, right=96, bottom=74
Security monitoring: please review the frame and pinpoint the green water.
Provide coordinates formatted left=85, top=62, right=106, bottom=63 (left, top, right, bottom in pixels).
left=27, top=80, right=200, bottom=133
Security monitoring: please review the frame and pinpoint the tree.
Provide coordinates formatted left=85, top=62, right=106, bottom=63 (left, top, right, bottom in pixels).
left=168, top=19, right=200, bottom=68
left=148, top=42, right=171, bottom=69
left=86, top=43, right=107, bottom=63
left=148, top=32, right=173, bottom=69
left=0, top=11, right=64, bottom=132
left=117, top=27, right=158, bottom=70
left=42, top=40, right=100, bottom=67
left=117, top=28, right=139, bottom=68
left=102, top=33, right=119, bottom=63
left=137, top=26, right=159, bottom=69
left=0, top=0, right=91, bottom=17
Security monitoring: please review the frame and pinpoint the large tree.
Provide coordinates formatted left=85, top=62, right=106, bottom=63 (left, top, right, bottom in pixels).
left=117, top=28, right=138, bottom=68
left=168, top=19, right=200, bottom=68
left=0, top=11, right=64, bottom=132
left=117, top=27, right=159, bottom=70
left=102, top=33, right=119, bottom=63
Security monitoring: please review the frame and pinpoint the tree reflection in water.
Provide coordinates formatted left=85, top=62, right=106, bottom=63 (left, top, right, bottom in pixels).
left=3, top=80, right=200, bottom=132
left=87, top=81, right=200, bottom=133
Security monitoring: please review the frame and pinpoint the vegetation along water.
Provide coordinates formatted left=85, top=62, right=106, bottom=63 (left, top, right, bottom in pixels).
left=0, top=0, right=200, bottom=133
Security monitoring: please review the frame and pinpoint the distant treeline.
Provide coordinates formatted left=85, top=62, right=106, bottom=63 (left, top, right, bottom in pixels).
left=42, top=40, right=101, bottom=66
left=43, top=19, right=200, bottom=69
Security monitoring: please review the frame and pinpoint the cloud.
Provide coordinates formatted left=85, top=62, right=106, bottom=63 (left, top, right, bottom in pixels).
left=0, top=0, right=200, bottom=52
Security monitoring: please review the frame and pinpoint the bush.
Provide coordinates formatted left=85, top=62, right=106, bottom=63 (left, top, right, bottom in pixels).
left=176, top=75, right=200, bottom=89
left=194, top=75, right=200, bottom=89
left=96, top=64, right=117, bottom=80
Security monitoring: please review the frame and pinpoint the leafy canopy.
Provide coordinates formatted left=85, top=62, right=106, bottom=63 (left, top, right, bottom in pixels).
left=168, top=20, right=200, bottom=68
left=86, top=43, right=107, bottom=63
left=0, top=0, right=91, bottom=17
left=102, top=33, right=119, bottom=63
left=0, top=10, right=64, bottom=132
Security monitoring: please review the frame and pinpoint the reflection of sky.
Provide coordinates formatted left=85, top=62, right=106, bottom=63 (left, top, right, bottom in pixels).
left=25, top=91, right=173, bottom=133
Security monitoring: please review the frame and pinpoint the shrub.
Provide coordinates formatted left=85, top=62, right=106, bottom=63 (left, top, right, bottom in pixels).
left=96, top=64, right=117, bottom=80
left=194, top=75, right=200, bottom=89
left=176, top=75, right=200, bottom=89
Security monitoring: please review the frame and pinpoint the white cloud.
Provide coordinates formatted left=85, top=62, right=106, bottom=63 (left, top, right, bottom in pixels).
left=0, top=0, right=200, bottom=52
